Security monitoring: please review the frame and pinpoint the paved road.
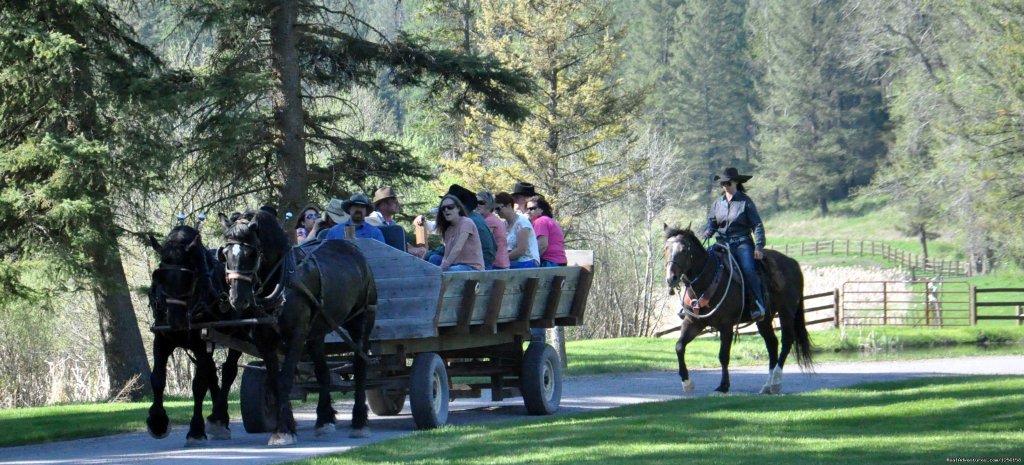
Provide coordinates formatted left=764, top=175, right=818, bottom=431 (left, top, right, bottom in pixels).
left=3, top=355, right=1021, bottom=465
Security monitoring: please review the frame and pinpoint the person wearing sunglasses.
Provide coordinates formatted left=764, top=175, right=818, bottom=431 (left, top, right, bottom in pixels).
left=295, top=205, right=321, bottom=243
left=475, top=190, right=510, bottom=270
left=525, top=196, right=567, bottom=267
left=703, top=167, right=768, bottom=322
left=435, top=195, right=484, bottom=272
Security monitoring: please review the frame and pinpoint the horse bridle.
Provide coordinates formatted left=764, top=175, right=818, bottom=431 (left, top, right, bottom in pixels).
left=665, top=235, right=711, bottom=293
left=223, top=239, right=263, bottom=285
left=153, top=264, right=199, bottom=310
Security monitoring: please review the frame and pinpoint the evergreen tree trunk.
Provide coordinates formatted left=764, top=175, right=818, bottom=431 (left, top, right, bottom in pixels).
left=817, top=195, right=829, bottom=216
left=87, top=219, right=151, bottom=400
left=71, top=38, right=151, bottom=401
left=270, top=0, right=309, bottom=218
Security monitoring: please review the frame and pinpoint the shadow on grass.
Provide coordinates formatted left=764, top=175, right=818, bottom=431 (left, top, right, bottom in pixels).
left=329, top=376, right=1023, bottom=465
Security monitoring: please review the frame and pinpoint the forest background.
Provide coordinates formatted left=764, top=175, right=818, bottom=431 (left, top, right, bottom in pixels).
left=2, top=0, right=1023, bottom=407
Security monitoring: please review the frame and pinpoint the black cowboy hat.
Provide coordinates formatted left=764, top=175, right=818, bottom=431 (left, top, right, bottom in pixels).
left=511, top=181, right=537, bottom=197
left=713, top=167, right=752, bottom=183
left=442, top=184, right=477, bottom=211
left=341, top=193, right=374, bottom=214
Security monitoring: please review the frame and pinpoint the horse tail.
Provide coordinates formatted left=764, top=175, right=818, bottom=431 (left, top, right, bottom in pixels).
left=794, top=296, right=814, bottom=369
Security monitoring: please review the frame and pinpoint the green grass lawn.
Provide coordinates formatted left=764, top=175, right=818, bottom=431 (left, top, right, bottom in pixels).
left=0, top=395, right=242, bottom=447
left=567, top=326, right=1024, bottom=376
left=296, top=376, right=1024, bottom=465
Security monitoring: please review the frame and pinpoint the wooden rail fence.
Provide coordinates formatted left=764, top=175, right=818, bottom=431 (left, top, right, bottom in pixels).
left=770, top=240, right=968, bottom=277
left=655, top=284, right=1024, bottom=337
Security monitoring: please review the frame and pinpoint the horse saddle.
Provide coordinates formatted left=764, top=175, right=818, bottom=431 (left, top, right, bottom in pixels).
left=683, top=247, right=769, bottom=321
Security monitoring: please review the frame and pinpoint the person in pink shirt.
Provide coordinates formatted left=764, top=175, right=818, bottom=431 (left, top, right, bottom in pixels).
left=476, top=190, right=510, bottom=269
left=526, top=196, right=567, bottom=267
left=436, top=195, right=484, bottom=272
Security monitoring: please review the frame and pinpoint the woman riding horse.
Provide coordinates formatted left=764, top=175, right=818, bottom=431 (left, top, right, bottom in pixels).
left=703, top=167, right=768, bottom=322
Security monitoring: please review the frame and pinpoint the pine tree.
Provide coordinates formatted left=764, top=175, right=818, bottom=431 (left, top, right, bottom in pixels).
left=0, top=0, right=182, bottom=398
left=455, top=0, right=645, bottom=221
left=750, top=0, right=887, bottom=215
left=669, top=0, right=757, bottom=191
left=174, top=0, right=532, bottom=219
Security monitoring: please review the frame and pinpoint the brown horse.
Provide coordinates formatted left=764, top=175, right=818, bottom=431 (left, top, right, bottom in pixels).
left=664, top=225, right=812, bottom=395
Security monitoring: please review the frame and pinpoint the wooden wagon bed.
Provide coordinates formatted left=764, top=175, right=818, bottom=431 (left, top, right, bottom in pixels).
left=356, top=238, right=594, bottom=354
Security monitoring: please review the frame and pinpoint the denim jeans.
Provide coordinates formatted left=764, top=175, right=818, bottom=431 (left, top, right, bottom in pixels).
left=509, top=259, right=538, bottom=269
left=732, top=241, right=765, bottom=308
left=427, top=252, right=443, bottom=266
left=541, top=260, right=565, bottom=267
left=446, top=264, right=476, bottom=272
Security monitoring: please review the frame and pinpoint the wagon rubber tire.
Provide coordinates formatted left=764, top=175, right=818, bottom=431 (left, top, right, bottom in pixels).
left=240, top=367, right=277, bottom=434
left=366, top=389, right=407, bottom=416
left=409, top=353, right=449, bottom=429
left=521, top=343, right=562, bottom=415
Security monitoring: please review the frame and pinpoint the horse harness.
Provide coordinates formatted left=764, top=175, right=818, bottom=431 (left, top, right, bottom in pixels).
left=224, top=236, right=371, bottom=362
left=668, top=239, right=745, bottom=321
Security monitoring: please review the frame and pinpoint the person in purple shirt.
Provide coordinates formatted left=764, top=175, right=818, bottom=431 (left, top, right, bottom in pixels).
left=324, top=193, right=385, bottom=243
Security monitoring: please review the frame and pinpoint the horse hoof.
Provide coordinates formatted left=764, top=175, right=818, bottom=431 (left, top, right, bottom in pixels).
left=349, top=427, right=371, bottom=439
left=147, top=426, right=170, bottom=440
left=268, top=433, right=298, bottom=447
left=206, top=420, right=231, bottom=440
left=710, top=390, right=727, bottom=397
left=770, top=383, right=782, bottom=395
left=315, top=422, right=336, bottom=437
left=681, top=379, right=695, bottom=395
left=759, top=384, right=772, bottom=395
left=184, top=436, right=207, bottom=448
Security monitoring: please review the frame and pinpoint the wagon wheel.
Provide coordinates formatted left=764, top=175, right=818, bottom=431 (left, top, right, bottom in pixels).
left=409, top=353, right=449, bottom=429
left=240, top=367, right=277, bottom=434
left=521, top=343, right=562, bottom=415
left=366, top=388, right=407, bottom=416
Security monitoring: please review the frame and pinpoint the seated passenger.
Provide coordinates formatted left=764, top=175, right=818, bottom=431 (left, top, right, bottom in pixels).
left=476, top=190, right=510, bottom=270
left=295, top=205, right=321, bottom=244
left=527, top=196, right=567, bottom=267
left=324, top=193, right=385, bottom=243
left=494, top=192, right=539, bottom=268
left=312, top=198, right=344, bottom=241
left=417, top=184, right=496, bottom=268
left=368, top=186, right=399, bottom=226
left=436, top=195, right=484, bottom=272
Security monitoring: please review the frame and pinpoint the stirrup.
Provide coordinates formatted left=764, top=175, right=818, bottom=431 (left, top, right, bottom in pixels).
left=750, top=301, right=766, bottom=322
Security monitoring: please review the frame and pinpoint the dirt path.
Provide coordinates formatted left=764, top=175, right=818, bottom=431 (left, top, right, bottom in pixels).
left=2, top=355, right=1021, bottom=465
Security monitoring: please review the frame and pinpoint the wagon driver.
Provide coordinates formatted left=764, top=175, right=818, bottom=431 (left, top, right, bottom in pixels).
left=702, top=167, right=768, bottom=322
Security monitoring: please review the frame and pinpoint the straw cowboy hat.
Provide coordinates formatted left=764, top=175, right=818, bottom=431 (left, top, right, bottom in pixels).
left=324, top=198, right=350, bottom=224
left=373, top=186, right=398, bottom=205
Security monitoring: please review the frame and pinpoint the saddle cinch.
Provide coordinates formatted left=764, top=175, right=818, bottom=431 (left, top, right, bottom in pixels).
left=682, top=245, right=769, bottom=322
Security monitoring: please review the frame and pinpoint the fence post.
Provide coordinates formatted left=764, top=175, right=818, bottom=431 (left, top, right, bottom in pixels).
left=831, top=240, right=835, bottom=254
left=1018, top=306, right=1022, bottom=326
left=845, top=240, right=850, bottom=255
left=969, top=285, right=977, bottom=326
left=833, top=288, right=841, bottom=328
left=882, top=282, right=888, bottom=325
left=785, top=243, right=790, bottom=255
left=814, top=241, right=819, bottom=254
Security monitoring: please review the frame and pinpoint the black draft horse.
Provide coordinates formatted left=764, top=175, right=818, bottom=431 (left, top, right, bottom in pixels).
left=146, top=225, right=242, bottom=446
left=664, top=225, right=812, bottom=395
left=219, top=209, right=377, bottom=446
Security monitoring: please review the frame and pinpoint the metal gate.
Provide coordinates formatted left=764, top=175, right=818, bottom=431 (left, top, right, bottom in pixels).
left=841, top=280, right=971, bottom=327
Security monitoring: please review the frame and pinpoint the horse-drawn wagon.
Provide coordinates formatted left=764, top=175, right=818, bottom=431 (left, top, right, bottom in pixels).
left=201, top=238, right=594, bottom=432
